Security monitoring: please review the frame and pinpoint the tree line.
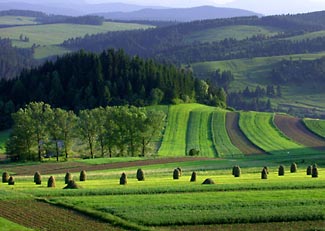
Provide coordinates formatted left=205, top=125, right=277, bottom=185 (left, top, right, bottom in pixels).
left=271, top=57, right=325, bottom=84
left=6, top=102, right=165, bottom=162
left=0, top=49, right=225, bottom=130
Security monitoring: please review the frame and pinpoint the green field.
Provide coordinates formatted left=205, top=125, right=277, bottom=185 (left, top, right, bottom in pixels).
left=0, top=16, right=37, bottom=25
left=0, top=217, right=34, bottom=231
left=211, top=111, right=243, bottom=158
left=0, top=22, right=152, bottom=59
left=286, top=30, right=325, bottom=41
left=0, top=157, right=324, bottom=230
left=238, top=112, right=317, bottom=155
left=304, top=118, right=325, bottom=138
left=185, top=25, right=281, bottom=44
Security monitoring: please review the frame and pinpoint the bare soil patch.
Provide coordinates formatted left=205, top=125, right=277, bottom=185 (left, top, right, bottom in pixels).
left=226, top=112, right=265, bottom=155
left=0, top=199, right=123, bottom=231
left=1, top=157, right=211, bottom=176
left=274, top=114, right=325, bottom=151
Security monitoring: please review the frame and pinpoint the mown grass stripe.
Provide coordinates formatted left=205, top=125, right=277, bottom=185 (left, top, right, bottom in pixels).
left=211, top=111, right=243, bottom=158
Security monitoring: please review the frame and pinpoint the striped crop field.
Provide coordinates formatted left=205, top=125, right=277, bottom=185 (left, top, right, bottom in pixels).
left=158, top=104, right=205, bottom=156
left=211, top=111, right=243, bottom=158
left=303, top=118, right=325, bottom=138
left=238, top=112, right=317, bottom=155
left=186, top=108, right=217, bottom=157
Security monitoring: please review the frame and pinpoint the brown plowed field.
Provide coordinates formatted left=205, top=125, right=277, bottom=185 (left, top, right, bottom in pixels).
left=1, top=157, right=211, bottom=176
left=226, top=112, right=265, bottom=155
left=0, top=199, right=123, bottom=231
left=274, top=114, right=325, bottom=151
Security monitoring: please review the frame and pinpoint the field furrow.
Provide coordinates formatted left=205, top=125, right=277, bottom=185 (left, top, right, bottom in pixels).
left=275, top=114, right=325, bottom=151
left=0, top=200, right=122, bottom=231
left=225, top=112, right=264, bottom=155
left=211, top=111, right=243, bottom=158
left=239, top=112, right=318, bottom=155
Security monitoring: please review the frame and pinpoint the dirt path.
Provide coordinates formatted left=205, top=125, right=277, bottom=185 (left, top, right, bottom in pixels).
left=274, top=114, right=325, bottom=151
left=1, top=157, right=211, bottom=176
left=226, top=112, right=265, bottom=155
left=0, top=199, right=123, bottom=231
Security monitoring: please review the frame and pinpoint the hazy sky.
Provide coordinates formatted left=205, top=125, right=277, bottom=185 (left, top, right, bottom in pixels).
left=84, top=0, right=325, bottom=15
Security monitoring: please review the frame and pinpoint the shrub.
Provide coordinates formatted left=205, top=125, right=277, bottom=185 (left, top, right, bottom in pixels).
left=188, top=148, right=199, bottom=156
left=34, top=171, right=42, bottom=185
left=65, top=172, right=72, bottom=184
left=63, top=180, right=80, bottom=189
left=307, top=165, right=312, bottom=175
left=261, top=168, right=268, bottom=179
left=8, top=176, right=14, bottom=185
left=232, top=166, right=241, bottom=177
left=177, top=167, right=182, bottom=177
left=136, top=168, right=145, bottom=181
left=290, top=162, right=297, bottom=173
left=120, top=172, right=127, bottom=185
left=47, top=176, right=56, bottom=188
left=173, top=169, right=180, bottom=180
left=80, top=170, right=86, bottom=181
left=278, top=165, right=285, bottom=176
left=202, top=178, right=215, bottom=184
left=190, top=171, right=196, bottom=182
left=2, top=172, right=9, bottom=183
left=312, top=164, right=318, bottom=178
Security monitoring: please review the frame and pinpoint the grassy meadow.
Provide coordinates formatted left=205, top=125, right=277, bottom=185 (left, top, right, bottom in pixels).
left=0, top=156, right=325, bottom=230
left=0, top=21, right=152, bottom=59
left=0, top=16, right=37, bottom=25
left=303, top=118, right=325, bottom=138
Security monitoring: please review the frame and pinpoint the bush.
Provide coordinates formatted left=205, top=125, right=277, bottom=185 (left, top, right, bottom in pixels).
left=312, top=164, right=318, bottom=178
left=307, top=165, right=312, bottom=175
left=2, top=172, right=9, bottom=183
left=47, top=176, right=56, bottom=188
left=63, top=180, right=80, bottom=189
left=65, top=172, right=72, bottom=184
left=173, top=169, right=180, bottom=180
left=120, top=172, right=127, bottom=185
left=80, top=170, right=86, bottom=181
left=278, top=165, right=285, bottom=176
left=261, top=168, right=268, bottom=179
left=8, top=176, right=14, bottom=185
left=34, top=171, right=42, bottom=185
left=188, top=148, right=199, bottom=156
left=190, top=171, right=196, bottom=182
left=202, top=178, right=215, bottom=184
left=232, top=166, right=241, bottom=177
left=136, top=168, right=145, bottom=181
left=290, top=162, right=297, bottom=173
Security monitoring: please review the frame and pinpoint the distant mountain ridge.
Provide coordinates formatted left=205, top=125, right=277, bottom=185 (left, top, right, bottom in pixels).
left=96, top=6, right=262, bottom=22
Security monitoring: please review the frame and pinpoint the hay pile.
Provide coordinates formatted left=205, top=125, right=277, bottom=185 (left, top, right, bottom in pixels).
left=278, top=165, right=285, bottom=176
left=190, top=171, right=196, bottom=182
left=261, top=168, right=268, bottom=179
left=173, top=169, right=180, bottom=180
left=64, top=180, right=80, bottom=189
left=120, top=172, right=127, bottom=185
left=2, top=172, right=9, bottom=183
left=136, top=168, right=145, bottom=181
left=47, top=176, right=56, bottom=188
left=65, top=172, right=73, bottom=184
left=8, top=176, right=14, bottom=185
left=202, top=178, right=215, bottom=184
left=80, top=170, right=86, bottom=181
left=34, top=171, right=42, bottom=185
left=290, top=162, right=297, bottom=173
left=232, top=166, right=241, bottom=177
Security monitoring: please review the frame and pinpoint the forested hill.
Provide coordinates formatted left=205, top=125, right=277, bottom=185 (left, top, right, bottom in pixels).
left=62, top=11, right=325, bottom=63
left=0, top=38, right=35, bottom=80
left=0, top=49, right=225, bottom=129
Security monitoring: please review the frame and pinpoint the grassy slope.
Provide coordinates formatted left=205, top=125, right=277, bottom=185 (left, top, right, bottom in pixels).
left=303, top=118, right=325, bottom=138
left=0, top=22, right=152, bottom=59
left=158, top=104, right=205, bottom=156
left=238, top=112, right=318, bottom=155
left=185, top=25, right=281, bottom=43
left=211, top=111, right=243, bottom=158
left=186, top=107, right=217, bottom=157
left=286, top=30, right=325, bottom=41
left=192, top=52, right=325, bottom=110
left=0, top=217, right=33, bottom=231
left=0, top=16, right=37, bottom=25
